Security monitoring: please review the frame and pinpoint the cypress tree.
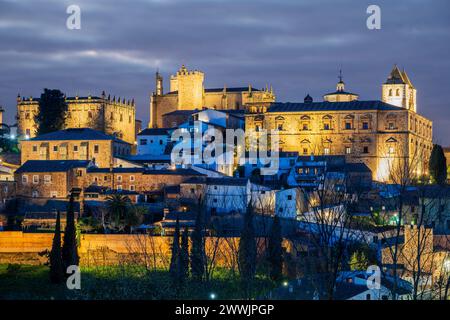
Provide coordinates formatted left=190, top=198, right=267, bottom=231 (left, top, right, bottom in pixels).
left=62, top=193, right=79, bottom=270
left=238, top=204, right=257, bottom=297
left=169, top=216, right=181, bottom=282
left=35, top=89, right=68, bottom=135
left=190, top=204, right=205, bottom=282
left=268, top=216, right=283, bottom=281
left=49, top=211, right=64, bottom=284
left=429, top=144, right=447, bottom=185
left=180, top=226, right=190, bottom=283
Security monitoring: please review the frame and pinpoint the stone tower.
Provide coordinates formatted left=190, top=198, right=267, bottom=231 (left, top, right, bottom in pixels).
left=382, top=65, right=417, bottom=112
left=155, top=71, right=163, bottom=96
left=170, top=65, right=204, bottom=110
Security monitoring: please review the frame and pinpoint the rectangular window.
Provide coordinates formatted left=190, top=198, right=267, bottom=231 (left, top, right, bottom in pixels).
left=117, top=175, right=122, bottom=182
left=388, top=122, right=395, bottom=130
left=345, top=122, right=352, bottom=130
left=22, top=175, right=28, bottom=184
left=324, top=147, right=330, bottom=155
left=363, top=146, right=369, bottom=154
left=33, top=175, right=39, bottom=184
left=140, top=139, right=147, bottom=145
left=303, top=148, right=308, bottom=155
left=345, top=147, right=351, bottom=154
left=94, top=145, right=99, bottom=153
left=303, top=123, right=308, bottom=131
left=53, top=146, right=58, bottom=152
left=362, top=122, right=369, bottom=130
left=287, top=195, right=293, bottom=200
left=277, top=124, right=283, bottom=131
left=32, top=145, right=38, bottom=152
left=130, top=175, right=135, bottom=182
left=324, top=123, right=330, bottom=130
left=44, top=175, right=51, bottom=184
left=77, top=170, right=83, bottom=177
left=73, top=145, right=78, bottom=152
left=50, top=191, right=58, bottom=198
left=130, top=185, right=135, bottom=191
left=117, top=185, right=122, bottom=191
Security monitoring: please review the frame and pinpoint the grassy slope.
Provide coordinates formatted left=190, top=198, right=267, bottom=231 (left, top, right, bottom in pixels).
left=0, top=264, right=275, bottom=300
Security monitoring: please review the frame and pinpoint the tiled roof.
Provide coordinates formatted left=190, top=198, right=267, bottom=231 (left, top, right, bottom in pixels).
left=15, top=160, right=91, bottom=173
left=87, top=167, right=145, bottom=173
left=138, top=128, right=171, bottom=136
left=143, top=168, right=205, bottom=176
left=267, top=100, right=403, bottom=113
left=28, top=128, right=129, bottom=144
left=183, top=176, right=249, bottom=186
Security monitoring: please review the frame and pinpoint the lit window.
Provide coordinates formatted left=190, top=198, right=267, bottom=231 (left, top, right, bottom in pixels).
left=388, top=122, right=395, bottom=130
left=324, top=148, right=330, bottom=155
left=345, top=147, right=351, bottom=154
left=388, top=146, right=395, bottom=154
left=50, top=191, right=58, bottom=198
left=32, top=191, right=39, bottom=198
left=44, top=175, right=51, bottom=184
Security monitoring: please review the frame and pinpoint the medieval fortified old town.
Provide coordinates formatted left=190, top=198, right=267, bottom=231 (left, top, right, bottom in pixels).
left=0, top=0, right=449, bottom=308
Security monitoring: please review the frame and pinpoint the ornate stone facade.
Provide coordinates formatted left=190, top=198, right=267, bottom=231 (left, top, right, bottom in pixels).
left=16, top=92, right=136, bottom=144
left=149, top=65, right=275, bottom=128
left=245, top=67, right=433, bottom=182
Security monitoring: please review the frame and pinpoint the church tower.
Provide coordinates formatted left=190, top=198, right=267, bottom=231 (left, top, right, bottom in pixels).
left=170, top=65, right=204, bottom=110
left=155, top=71, right=163, bottom=96
left=382, top=65, right=417, bottom=112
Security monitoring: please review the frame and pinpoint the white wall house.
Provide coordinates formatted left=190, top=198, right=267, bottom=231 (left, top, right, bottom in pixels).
left=275, top=188, right=309, bottom=219
left=180, top=177, right=274, bottom=215
left=137, top=128, right=170, bottom=156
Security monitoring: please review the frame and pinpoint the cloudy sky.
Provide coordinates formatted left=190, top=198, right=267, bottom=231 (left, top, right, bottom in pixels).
left=0, top=0, right=449, bottom=143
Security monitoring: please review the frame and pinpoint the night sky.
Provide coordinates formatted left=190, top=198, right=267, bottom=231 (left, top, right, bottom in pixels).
left=0, top=0, right=449, bottom=144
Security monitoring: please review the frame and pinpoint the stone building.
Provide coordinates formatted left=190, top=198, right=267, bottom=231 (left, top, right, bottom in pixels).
left=15, top=160, right=92, bottom=199
left=20, top=128, right=131, bottom=168
left=149, top=65, right=275, bottom=128
left=245, top=66, right=433, bottom=181
left=16, top=92, right=136, bottom=144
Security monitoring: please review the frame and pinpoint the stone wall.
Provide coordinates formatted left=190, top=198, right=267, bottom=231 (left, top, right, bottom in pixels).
left=0, top=232, right=267, bottom=269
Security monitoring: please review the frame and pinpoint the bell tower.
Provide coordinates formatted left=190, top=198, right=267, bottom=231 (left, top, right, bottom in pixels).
left=382, top=65, right=417, bottom=112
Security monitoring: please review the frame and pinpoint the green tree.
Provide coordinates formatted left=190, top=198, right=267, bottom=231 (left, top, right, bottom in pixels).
left=169, top=216, right=181, bottom=283
left=62, top=193, right=79, bottom=270
left=105, top=193, right=131, bottom=232
left=190, top=202, right=206, bottom=282
left=349, top=250, right=369, bottom=271
left=180, top=226, right=190, bottom=283
left=268, top=216, right=283, bottom=281
left=49, top=211, right=64, bottom=284
left=239, top=205, right=257, bottom=297
left=429, top=144, right=447, bottom=185
left=35, top=89, right=67, bottom=135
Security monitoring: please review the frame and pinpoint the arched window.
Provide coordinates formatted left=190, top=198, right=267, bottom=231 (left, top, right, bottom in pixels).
left=389, top=89, right=393, bottom=96
left=396, top=89, right=400, bottom=96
